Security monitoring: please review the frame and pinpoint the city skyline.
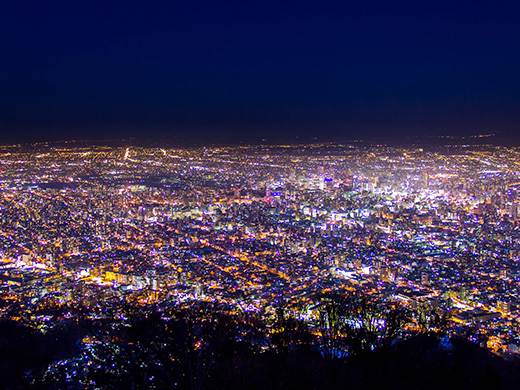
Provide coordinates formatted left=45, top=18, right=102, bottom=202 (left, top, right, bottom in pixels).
left=1, top=141, right=520, bottom=388
left=2, top=2, right=520, bottom=388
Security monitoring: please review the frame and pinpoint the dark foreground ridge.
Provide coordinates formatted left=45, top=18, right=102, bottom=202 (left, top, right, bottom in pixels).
left=0, top=297, right=518, bottom=390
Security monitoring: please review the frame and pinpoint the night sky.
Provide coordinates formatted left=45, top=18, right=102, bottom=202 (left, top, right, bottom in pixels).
left=1, top=1, right=519, bottom=144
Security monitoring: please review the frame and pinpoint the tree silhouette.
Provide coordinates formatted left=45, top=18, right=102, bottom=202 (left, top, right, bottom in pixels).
left=271, top=302, right=311, bottom=366
left=414, top=300, right=451, bottom=334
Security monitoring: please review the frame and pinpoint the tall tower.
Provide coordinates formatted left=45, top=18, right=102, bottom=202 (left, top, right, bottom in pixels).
left=423, top=171, right=430, bottom=188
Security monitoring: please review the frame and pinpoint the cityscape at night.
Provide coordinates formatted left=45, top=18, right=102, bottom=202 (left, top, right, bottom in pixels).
left=0, top=141, right=518, bottom=387
left=2, top=0, right=520, bottom=388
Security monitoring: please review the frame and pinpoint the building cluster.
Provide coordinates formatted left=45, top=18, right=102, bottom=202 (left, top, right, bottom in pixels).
left=1, top=141, right=520, bottom=354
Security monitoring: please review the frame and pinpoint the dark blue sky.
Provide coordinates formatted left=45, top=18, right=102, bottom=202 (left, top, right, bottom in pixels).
left=1, top=0, right=519, bottom=144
